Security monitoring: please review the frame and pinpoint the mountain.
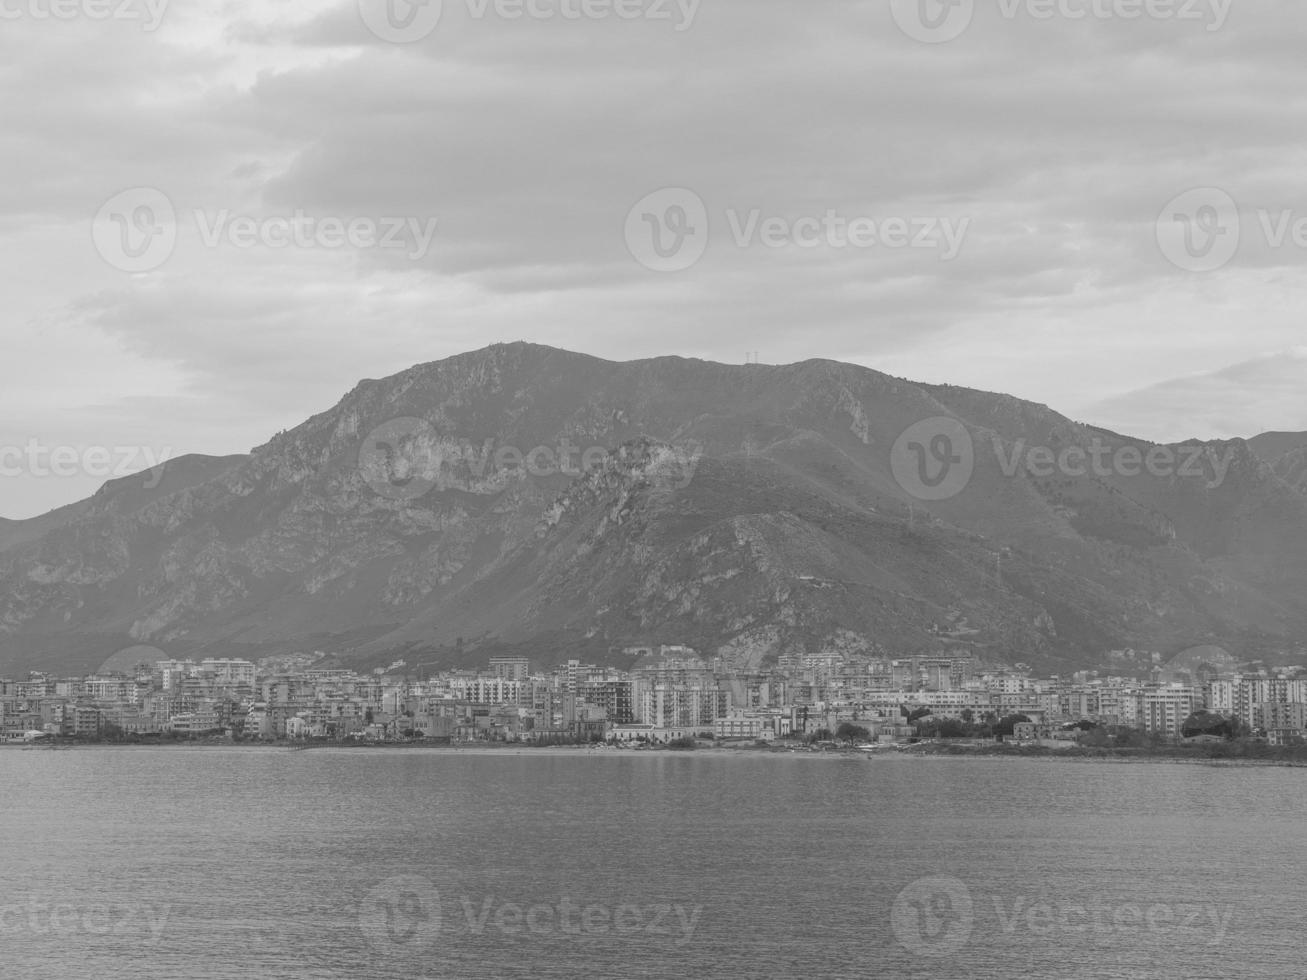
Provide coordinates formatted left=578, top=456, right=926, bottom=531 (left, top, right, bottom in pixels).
left=0, top=453, right=247, bottom=554
left=2, top=343, right=1305, bottom=678
left=1248, top=432, right=1307, bottom=461
left=1248, top=432, right=1307, bottom=495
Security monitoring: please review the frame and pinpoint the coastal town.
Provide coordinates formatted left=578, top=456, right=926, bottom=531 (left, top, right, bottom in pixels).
left=4, top=644, right=1307, bottom=749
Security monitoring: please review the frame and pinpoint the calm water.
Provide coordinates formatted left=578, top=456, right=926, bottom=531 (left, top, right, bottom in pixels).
left=0, top=747, right=1301, bottom=979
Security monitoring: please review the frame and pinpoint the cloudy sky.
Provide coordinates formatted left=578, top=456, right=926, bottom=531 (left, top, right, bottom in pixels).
left=3, top=0, right=1306, bottom=517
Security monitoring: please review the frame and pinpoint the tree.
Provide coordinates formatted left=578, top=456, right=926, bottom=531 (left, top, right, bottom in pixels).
left=1080, top=727, right=1111, bottom=747
left=936, top=718, right=969, bottom=739
left=994, top=714, right=1032, bottom=737
left=916, top=717, right=969, bottom=739
left=1111, top=725, right=1149, bottom=748
left=1180, top=710, right=1233, bottom=739
left=836, top=722, right=871, bottom=743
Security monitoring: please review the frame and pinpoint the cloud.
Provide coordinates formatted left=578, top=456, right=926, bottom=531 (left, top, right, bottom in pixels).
left=3, top=0, right=1307, bottom=516
left=1084, top=347, right=1307, bottom=443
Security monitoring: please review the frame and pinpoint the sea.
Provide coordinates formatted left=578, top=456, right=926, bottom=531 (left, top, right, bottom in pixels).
left=0, top=747, right=1301, bottom=979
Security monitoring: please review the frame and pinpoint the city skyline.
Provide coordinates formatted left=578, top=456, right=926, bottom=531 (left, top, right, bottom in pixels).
left=6, top=640, right=1302, bottom=745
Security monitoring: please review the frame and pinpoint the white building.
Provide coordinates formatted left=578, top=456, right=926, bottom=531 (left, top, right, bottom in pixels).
left=167, top=706, right=220, bottom=735
left=1141, top=685, right=1201, bottom=735
left=713, top=713, right=766, bottom=739
left=448, top=677, right=526, bottom=705
left=200, top=659, right=257, bottom=686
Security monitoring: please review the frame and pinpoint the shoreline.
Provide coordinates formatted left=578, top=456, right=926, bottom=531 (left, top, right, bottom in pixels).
left=5, top=739, right=1307, bottom=768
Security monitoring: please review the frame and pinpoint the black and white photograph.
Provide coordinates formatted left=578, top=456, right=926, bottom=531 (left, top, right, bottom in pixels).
left=3, top=1, right=1307, bottom=977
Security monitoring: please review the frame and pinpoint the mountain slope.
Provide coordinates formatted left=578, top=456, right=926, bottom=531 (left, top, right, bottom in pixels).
left=1248, top=432, right=1307, bottom=496
left=1, top=344, right=1304, bottom=676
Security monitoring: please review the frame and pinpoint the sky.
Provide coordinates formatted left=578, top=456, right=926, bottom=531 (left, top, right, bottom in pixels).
left=2, top=0, right=1306, bottom=518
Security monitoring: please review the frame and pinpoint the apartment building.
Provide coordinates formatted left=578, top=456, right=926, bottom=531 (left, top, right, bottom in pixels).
left=1141, top=685, right=1201, bottom=735
left=199, top=659, right=257, bottom=686
left=448, top=677, right=527, bottom=705
left=489, top=657, right=530, bottom=681
left=1258, top=701, right=1307, bottom=733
